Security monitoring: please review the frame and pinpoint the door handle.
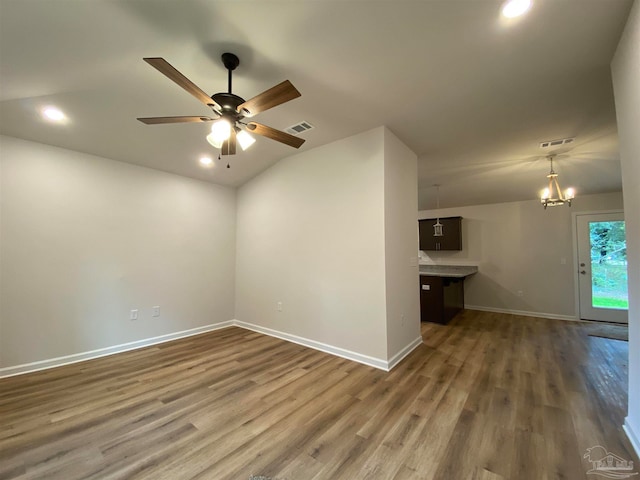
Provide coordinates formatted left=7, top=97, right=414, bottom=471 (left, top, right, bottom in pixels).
left=580, top=270, right=586, bottom=274
left=580, top=263, right=585, bottom=267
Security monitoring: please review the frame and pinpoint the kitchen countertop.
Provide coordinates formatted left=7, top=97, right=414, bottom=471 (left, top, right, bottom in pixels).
left=419, top=265, right=478, bottom=278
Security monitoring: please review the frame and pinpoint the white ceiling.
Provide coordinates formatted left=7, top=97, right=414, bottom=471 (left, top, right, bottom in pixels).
left=0, top=0, right=632, bottom=209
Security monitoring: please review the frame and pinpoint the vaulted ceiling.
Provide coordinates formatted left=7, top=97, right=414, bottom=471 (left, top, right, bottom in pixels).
left=0, top=0, right=632, bottom=209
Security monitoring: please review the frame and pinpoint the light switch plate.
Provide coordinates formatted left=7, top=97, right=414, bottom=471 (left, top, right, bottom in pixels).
left=152, top=306, right=160, bottom=317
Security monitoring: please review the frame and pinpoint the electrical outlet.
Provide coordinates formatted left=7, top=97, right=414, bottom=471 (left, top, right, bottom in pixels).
left=401, top=314, right=405, bottom=326
left=130, top=309, right=138, bottom=320
left=152, top=306, right=160, bottom=317
left=277, top=301, right=283, bottom=312
left=517, top=290, right=524, bottom=297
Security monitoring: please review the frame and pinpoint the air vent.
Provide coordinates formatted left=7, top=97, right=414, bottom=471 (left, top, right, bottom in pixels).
left=286, top=121, right=314, bottom=135
left=540, top=137, right=574, bottom=148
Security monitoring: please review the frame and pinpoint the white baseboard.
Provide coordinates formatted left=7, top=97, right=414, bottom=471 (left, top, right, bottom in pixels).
left=624, top=417, right=640, bottom=459
left=0, top=321, right=234, bottom=378
left=387, top=336, right=424, bottom=370
left=234, top=320, right=391, bottom=371
left=1, top=319, right=423, bottom=378
left=465, top=304, right=577, bottom=322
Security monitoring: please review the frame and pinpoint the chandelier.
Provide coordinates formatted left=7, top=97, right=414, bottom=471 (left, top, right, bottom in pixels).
left=540, top=155, right=575, bottom=209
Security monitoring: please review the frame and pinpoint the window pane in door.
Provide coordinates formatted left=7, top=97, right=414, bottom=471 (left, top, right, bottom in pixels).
left=589, top=221, right=628, bottom=310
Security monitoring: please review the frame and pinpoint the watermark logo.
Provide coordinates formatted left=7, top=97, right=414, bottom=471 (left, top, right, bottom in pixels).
left=584, top=445, right=638, bottom=479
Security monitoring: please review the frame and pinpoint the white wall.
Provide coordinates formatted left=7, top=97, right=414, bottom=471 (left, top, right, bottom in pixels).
left=235, top=128, right=389, bottom=361
left=419, top=192, right=624, bottom=319
left=611, top=0, right=640, bottom=456
left=383, top=128, right=421, bottom=359
left=0, top=135, right=237, bottom=368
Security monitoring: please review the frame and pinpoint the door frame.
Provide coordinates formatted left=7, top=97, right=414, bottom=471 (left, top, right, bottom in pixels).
left=572, top=209, right=626, bottom=323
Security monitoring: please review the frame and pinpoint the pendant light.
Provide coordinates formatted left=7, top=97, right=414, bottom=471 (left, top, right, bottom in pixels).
left=433, top=184, right=444, bottom=237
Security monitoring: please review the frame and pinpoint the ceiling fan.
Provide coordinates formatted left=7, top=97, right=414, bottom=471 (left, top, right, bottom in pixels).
left=137, top=53, right=305, bottom=155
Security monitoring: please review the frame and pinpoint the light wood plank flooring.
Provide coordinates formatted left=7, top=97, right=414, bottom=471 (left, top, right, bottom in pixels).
left=0, top=310, right=636, bottom=479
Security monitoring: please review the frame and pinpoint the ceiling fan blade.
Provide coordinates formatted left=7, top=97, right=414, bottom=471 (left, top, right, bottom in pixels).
left=143, top=57, right=220, bottom=109
left=247, top=122, right=305, bottom=148
left=137, top=116, right=216, bottom=125
left=222, top=128, right=237, bottom=156
left=237, top=80, right=301, bottom=117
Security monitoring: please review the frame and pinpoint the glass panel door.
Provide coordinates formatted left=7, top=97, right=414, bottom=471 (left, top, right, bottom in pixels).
left=576, top=212, right=628, bottom=323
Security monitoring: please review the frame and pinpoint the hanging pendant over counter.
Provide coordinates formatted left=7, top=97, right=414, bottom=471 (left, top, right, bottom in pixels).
left=434, top=184, right=444, bottom=237
left=433, top=220, right=444, bottom=237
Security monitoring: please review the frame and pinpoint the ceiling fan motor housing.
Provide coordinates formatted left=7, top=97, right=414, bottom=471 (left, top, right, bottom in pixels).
left=211, top=92, right=245, bottom=117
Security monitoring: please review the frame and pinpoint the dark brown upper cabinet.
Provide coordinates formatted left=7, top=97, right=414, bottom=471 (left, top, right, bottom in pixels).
left=419, top=216, right=462, bottom=251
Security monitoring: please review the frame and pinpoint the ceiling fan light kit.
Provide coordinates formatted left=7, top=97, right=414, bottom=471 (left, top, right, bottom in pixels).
left=540, top=155, right=575, bottom=209
left=236, top=129, right=256, bottom=150
left=137, top=52, right=305, bottom=162
left=207, top=118, right=232, bottom=148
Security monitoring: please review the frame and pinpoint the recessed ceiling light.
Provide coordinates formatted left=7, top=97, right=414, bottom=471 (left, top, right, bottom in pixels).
left=199, top=156, right=213, bottom=166
left=501, top=0, right=532, bottom=18
left=42, top=106, right=66, bottom=122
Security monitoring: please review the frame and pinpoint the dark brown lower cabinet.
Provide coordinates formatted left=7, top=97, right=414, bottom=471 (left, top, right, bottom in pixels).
left=420, top=275, right=464, bottom=324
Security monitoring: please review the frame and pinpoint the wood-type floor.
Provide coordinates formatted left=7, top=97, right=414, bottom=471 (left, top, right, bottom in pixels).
left=1, top=310, right=637, bottom=479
